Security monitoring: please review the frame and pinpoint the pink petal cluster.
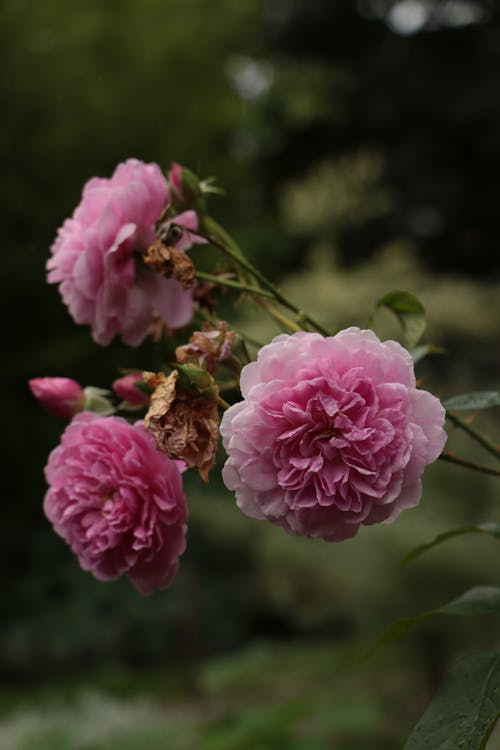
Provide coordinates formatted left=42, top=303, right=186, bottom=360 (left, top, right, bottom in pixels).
left=47, top=158, right=198, bottom=346
left=112, top=373, right=149, bottom=406
left=44, top=413, right=187, bottom=594
left=221, top=329, right=447, bottom=541
left=29, top=377, right=84, bottom=419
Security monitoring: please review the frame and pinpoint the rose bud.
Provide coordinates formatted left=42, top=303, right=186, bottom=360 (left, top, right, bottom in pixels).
left=112, top=374, right=150, bottom=407
left=29, top=377, right=84, bottom=419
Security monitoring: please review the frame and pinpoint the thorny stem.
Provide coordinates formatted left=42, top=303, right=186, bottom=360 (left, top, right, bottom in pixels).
left=446, top=411, right=500, bottom=463
left=178, top=223, right=331, bottom=337
left=439, top=451, right=500, bottom=478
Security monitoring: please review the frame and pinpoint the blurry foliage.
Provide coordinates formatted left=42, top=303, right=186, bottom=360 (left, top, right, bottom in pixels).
left=2, top=2, right=500, bottom=746
left=281, top=152, right=393, bottom=239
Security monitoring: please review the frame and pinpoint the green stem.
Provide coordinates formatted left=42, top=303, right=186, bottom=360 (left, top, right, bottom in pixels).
left=439, top=451, right=500, bottom=478
left=446, top=411, right=500, bottom=463
left=201, top=216, right=246, bottom=260
left=195, top=270, right=275, bottom=299
left=252, top=294, right=303, bottom=333
left=218, top=396, right=231, bottom=410
left=237, top=330, right=265, bottom=350
left=218, top=379, right=240, bottom=392
left=182, top=223, right=331, bottom=337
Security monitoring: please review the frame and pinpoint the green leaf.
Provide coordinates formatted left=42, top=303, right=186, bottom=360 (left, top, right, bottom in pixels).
left=443, top=391, right=500, bottom=411
left=442, top=586, right=500, bottom=616
left=402, top=523, right=500, bottom=565
left=371, top=290, right=426, bottom=348
left=411, top=344, right=446, bottom=364
left=403, top=652, right=500, bottom=750
left=367, top=587, right=500, bottom=656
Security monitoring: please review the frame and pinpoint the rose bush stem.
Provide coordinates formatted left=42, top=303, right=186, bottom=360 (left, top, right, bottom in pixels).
left=439, top=451, right=500, bottom=477
left=446, top=411, right=500, bottom=463
left=181, top=223, right=332, bottom=337
left=195, top=270, right=275, bottom=299
left=251, top=294, right=303, bottom=333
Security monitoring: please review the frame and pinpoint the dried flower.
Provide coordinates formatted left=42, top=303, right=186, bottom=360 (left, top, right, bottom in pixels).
left=176, top=321, right=235, bottom=374
left=143, top=370, right=219, bottom=482
left=142, top=241, right=195, bottom=290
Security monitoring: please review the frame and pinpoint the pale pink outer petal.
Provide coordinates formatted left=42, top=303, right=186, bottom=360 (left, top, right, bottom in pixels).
left=174, top=210, right=207, bottom=250
left=146, top=274, right=194, bottom=329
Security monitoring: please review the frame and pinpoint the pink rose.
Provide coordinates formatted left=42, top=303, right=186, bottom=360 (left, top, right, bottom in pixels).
left=221, top=329, right=447, bottom=541
left=29, top=377, right=84, bottom=419
left=44, top=413, right=188, bottom=594
left=112, top=373, right=149, bottom=407
left=47, top=158, right=197, bottom=346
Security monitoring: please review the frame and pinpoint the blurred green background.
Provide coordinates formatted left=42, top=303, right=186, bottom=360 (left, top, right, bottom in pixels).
left=3, top=0, right=500, bottom=747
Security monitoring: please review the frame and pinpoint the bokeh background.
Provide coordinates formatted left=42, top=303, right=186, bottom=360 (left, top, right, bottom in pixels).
left=3, top=0, right=500, bottom=748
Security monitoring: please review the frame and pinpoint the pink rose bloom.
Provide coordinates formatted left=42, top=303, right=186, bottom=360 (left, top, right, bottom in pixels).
left=29, top=377, right=84, bottom=419
left=112, top=373, right=149, bottom=407
left=221, top=329, right=447, bottom=541
left=44, top=413, right=188, bottom=594
left=47, top=158, right=198, bottom=346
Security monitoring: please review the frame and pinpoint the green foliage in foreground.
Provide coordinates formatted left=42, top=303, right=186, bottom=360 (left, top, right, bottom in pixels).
left=404, top=653, right=500, bottom=750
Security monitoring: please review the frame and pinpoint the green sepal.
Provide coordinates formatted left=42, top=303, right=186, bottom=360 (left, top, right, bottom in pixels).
left=82, top=386, right=115, bottom=416
left=174, top=363, right=218, bottom=400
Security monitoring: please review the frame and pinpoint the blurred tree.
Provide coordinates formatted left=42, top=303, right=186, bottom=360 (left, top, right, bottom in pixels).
left=255, top=0, right=500, bottom=273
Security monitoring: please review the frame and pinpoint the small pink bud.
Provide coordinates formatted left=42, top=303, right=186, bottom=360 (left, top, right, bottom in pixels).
left=167, top=163, right=204, bottom=211
left=29, top=377, right=84, bottom=419
left=169, top=162, right=184, bottom=198
left=112, top=373, right=149, bottom=407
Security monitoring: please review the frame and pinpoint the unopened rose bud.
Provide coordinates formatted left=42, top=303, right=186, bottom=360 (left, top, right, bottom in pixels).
left=168, top=163, right=204, bottom=211
left=112, top=374, right=150, bottom=407
left=29, top=377, right=84, bottom=419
